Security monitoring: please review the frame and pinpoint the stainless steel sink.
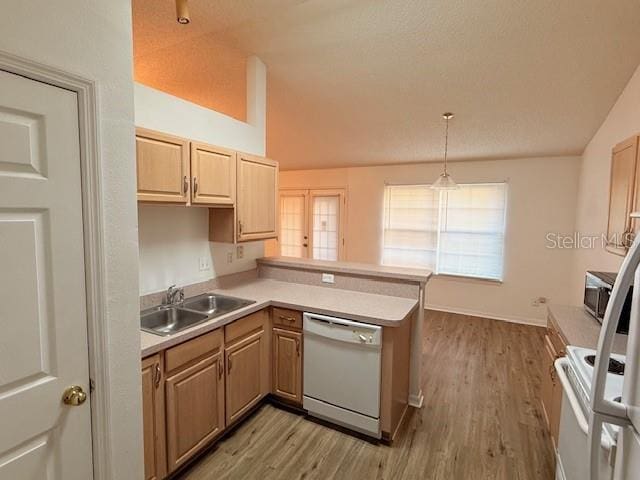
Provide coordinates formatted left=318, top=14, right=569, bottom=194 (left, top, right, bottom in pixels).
left=140, top=306, right=209, bottom=336
left=182, top=293, right=255, bottom=316
left=140, top=293, right=255, bottom=336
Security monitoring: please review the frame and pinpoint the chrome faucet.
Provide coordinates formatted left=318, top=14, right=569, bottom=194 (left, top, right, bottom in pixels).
left=165, top=284, right=184, bottom=306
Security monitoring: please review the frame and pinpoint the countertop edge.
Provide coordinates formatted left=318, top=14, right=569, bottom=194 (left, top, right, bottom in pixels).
left=257, top=257, right=432, bottom=284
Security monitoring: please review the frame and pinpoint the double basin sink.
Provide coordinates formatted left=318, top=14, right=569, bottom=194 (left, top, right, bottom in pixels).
left=141, top=293, right=255, bottom=336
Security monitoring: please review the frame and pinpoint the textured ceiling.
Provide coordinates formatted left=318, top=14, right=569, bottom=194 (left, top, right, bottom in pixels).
left=132, top=0, right=640, bottom=170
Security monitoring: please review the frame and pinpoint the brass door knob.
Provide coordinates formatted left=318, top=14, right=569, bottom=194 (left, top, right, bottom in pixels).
left=62, top=385, right=87, bottom=406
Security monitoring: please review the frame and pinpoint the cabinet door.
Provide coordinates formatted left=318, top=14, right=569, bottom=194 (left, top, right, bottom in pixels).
left=165, top=353, right=225, bottom=473
left=136, top=128, right=190, bottom=203
left=607, top=136, right=639, bottom=254
left=225, top=330, right=265, bottom=425
left=273, top=328, right=302, bottom=404
left=541, top=335, right=562, bottom=449
left=237, top=154, right=278, bottom=241
left=191, top=142, right=236, bottom=206
left=142, top=354, right=167, bottom=480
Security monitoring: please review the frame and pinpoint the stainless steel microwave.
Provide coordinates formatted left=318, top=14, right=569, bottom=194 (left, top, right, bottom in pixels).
left=584, top=271, right=631, bottom=334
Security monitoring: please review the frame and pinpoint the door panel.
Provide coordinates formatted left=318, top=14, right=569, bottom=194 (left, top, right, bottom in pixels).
left=310, top=191, right=344, bottom=261
left=279, top=191, right=308, bottom=258
left=165, top=353, right=224, bottom=472
left=607, top=136, right=638, bottom=253
left=136, top=128, right=190, bottom=203
left=273, top=328, right=302, bottom=403
left=0, top=70, right=92, bottom=478
left=237, top=154, right=278, bottom=241
left=225, top=332, right=264, bottom=425
left=142, top=355, right=166, bottom=480
left=276, top=189, right=346, bottom=260
left=191, top=142, right=236, bottom=205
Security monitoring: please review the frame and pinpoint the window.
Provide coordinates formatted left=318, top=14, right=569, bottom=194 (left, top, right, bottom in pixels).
left=382, top=183, right=507, bottom=281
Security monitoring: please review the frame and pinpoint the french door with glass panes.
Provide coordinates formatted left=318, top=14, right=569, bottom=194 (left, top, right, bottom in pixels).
left=278, top=189, right=346, bottom=260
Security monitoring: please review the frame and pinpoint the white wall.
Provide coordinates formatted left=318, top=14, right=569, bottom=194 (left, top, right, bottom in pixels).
left=279, top=156, right=581, bottom=325
left=570, top=64, right=640, bottom=302
left=135, top=57, right=267, bottom=294
left=0, top=1, right=143, bottom=478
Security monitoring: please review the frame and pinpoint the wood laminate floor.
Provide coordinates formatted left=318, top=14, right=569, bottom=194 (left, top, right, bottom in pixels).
left=178, top=311, right=555, bottom=480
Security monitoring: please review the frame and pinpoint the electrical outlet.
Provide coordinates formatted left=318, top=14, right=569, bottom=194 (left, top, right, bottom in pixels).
left=198, top=256, right=210, bottom=272
left=532, top=296, right=548, bottom=307
left=226, top=252, right=233, bottom=264
left=236, top=245, right=244, bottom=259
left=321, top=273, right=335, bottom=284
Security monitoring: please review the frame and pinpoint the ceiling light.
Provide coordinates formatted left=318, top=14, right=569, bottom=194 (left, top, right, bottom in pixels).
left=176, top=0, right=190, bottom=24
left=431, top=112, right=459, bottom=190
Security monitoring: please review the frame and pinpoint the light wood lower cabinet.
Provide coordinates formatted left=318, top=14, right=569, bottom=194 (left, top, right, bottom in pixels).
left=141, top=354, right=167, bottom=480
left=225, top=330, right=266, bottom=425
left=272, top=328, right=302, bottom=404
left=165, top=352, right=225, bottom=473
left=540, top=321, right=566, bottom=450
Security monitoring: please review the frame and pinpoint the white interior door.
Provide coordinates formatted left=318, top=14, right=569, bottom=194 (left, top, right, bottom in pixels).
left=0, top=70, right=93, bottom=478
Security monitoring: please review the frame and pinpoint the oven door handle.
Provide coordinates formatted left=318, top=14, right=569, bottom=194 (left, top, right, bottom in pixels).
left=554, top=358, right=614, bottom=450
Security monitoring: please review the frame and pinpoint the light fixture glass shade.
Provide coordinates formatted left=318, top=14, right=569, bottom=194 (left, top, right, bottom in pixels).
left=431, top=172, right=459, bottom=190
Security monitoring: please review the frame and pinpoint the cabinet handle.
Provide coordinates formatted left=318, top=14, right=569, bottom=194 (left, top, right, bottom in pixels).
left=228, top=356, right=232, bottom=373
left=183, top=176, right=188, bottom=194
left=238, top=220, right=243, bottom=235
left=295, top=338, right=300, bottom=356
left=218, top=360, right=223, bottom=379
left=193, top=177, right=198, bottom=195
left=279, top=315, right=296, bottom=323
left=154, top=363, right=161, bottom=388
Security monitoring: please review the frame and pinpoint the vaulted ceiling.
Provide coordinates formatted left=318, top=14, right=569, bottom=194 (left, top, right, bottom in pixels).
left=132, top=0, right=640, bottom=170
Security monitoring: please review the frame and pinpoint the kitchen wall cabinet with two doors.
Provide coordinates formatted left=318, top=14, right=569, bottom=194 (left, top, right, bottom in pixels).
left=135, top=127, right=278, bottom=242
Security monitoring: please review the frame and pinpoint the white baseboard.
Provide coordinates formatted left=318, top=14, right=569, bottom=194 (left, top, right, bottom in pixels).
left=425, top=303, right=546, bottom=327
left=408, top=391, right=424, bottom=408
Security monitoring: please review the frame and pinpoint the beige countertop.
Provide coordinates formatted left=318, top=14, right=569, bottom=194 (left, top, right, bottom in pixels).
left=257, top=256, right=432, bottom=284
left=141, top=278, right=419, bottom=357
left=547, top=304, right=627, bottom=354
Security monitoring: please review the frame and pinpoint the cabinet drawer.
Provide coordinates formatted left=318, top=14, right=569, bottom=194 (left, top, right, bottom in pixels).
left=225, top=309, right=267, bottom=345
left=165, top=329, right=223, bottom=373
left=272, top=307, right=302, bottom=330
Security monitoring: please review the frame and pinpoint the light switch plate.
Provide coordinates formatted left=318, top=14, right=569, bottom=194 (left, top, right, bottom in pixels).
left=236, top=245, right=244, bottom=259
left=321, top=273, right=335, bottom=284
left=226, top=252, right=233, bottom=264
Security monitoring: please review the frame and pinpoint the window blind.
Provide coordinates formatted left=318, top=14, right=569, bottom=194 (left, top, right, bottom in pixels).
left=382, top=183, right=507, bottom=281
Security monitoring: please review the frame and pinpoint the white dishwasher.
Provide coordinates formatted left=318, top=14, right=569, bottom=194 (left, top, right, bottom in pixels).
left=303, top=312, right=383, bottom=438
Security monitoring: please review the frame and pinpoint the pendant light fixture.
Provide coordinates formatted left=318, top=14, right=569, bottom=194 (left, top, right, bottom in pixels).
left=176, top=0, right=190, bottom=24
left=431, top=112, right=459, bottom=190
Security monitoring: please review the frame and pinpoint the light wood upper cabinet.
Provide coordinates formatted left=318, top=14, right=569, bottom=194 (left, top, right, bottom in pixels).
left=191, top=142, right=236, bottom=206
left=272, top=328, right=302, bottom=404
left=142, top=354, right=167, bottom=480
left=136, top=128, right=190, bottom=203
left=237, top=153, right=279, bottom=241
left=607, top=135, right=640, bottom=255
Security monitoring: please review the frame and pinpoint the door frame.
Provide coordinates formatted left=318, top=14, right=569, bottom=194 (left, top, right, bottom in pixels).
left=0, top=51, right=114, bottom=480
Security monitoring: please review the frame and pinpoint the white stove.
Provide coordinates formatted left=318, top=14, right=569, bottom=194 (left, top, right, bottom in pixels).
left=566, top=345, right=625, bottom=440
left=555, top=346, right=627, bottom=480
